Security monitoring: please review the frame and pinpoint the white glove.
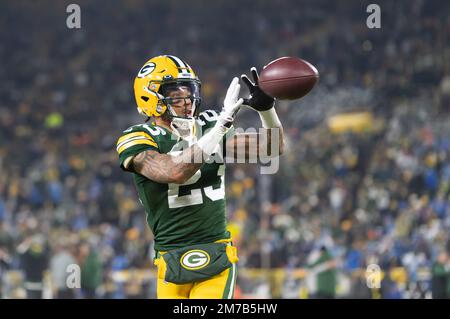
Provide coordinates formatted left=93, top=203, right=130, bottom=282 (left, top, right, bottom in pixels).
left=217, top=77, right=244, bottom=128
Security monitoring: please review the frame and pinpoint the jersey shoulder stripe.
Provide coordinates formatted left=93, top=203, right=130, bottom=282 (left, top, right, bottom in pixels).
left=117, top=123, right=164, bottom=170
left=116, top=131, right=157, bottom=155
left=117, top=131, right=156, bottom=145
left=117, top=139, right=157, bottom=155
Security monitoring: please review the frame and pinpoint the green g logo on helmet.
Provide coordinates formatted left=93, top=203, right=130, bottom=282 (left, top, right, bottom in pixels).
left=180, top=250, right=210, bottom=270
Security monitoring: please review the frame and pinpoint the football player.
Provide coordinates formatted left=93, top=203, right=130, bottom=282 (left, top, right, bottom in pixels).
left=116, top=55, right=284, bottom=299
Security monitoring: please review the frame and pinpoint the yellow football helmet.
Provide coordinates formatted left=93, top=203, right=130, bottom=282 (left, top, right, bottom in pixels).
left=134, top=55, right=201, bottom=119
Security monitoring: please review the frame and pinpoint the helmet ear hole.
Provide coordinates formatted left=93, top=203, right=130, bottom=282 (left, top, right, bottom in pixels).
left=141, top=96, right=149, bottom=102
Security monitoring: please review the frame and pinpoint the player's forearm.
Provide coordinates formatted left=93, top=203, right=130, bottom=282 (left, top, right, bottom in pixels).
left=171, top=144, right=205, bottom=183
left=262, top=126, right=285, bottom=157
left=226, top=127, right=284, bottom=162
left=259, top=108, right=285, bottom=156
left=132, top=147, right=204, bottom=184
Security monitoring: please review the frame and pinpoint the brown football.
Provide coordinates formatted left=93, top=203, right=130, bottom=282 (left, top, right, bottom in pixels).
left=259, top=57, right=319, bottom=100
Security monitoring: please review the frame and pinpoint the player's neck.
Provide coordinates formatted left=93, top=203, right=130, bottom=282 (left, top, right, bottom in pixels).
left=154, top=118, right=173, bottom=132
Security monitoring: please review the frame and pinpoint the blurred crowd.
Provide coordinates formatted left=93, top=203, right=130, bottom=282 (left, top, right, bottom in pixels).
left=1, top=0, right=450, bottom=298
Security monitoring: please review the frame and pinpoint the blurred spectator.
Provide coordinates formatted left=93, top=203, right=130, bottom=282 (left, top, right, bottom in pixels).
left=49, top=241, right=77, bottom=299
left=431, top=251, right=449, bottom=299
left=307, top=246, right=337, bottom=299
left=78, top=241, right=102, bottom=299
left=17, top=235, right=49, bottom=299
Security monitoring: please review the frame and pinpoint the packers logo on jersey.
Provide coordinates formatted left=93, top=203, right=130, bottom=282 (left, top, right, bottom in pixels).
left=180, top=250, right=210, bottom=270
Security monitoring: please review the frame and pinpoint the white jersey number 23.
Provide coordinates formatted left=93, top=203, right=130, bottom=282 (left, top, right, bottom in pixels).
left=167, top=165, right=225, bottom=209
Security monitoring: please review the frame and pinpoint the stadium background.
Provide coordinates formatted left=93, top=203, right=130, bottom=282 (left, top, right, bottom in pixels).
left=0, top=0, right=449, bottom=298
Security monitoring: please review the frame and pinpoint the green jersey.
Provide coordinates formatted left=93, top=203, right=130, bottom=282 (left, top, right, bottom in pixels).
left=116, top=110, right=233, bottom=251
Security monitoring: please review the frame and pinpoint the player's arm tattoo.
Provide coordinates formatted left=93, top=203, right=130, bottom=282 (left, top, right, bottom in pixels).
left=226, top=127, right=285, bottom=162
left=131, top=146, right=204, bottom=184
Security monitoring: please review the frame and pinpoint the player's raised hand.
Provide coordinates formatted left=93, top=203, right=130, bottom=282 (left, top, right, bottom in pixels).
left=241, top=67, right=275, bottom=111
left=218, top=77, right=244, bottom=127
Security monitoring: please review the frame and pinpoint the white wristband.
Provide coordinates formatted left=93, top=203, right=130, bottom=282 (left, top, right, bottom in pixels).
left=259, top=107, right=282, bottom=128
left=196, top=124, right=228, bottom=156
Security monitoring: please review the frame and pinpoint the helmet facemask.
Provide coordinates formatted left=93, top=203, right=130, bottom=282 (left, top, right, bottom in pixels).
left=159, top=80, right=201, bottom=141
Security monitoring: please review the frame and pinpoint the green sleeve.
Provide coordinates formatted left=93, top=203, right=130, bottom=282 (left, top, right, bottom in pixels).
left=116, top=125, right=160, bottom=171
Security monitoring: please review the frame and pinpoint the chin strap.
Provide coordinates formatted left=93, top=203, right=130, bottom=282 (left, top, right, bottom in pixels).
left=170, top=117, right=197, bottom=145
left=164, top=101, right=199, bottom=144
